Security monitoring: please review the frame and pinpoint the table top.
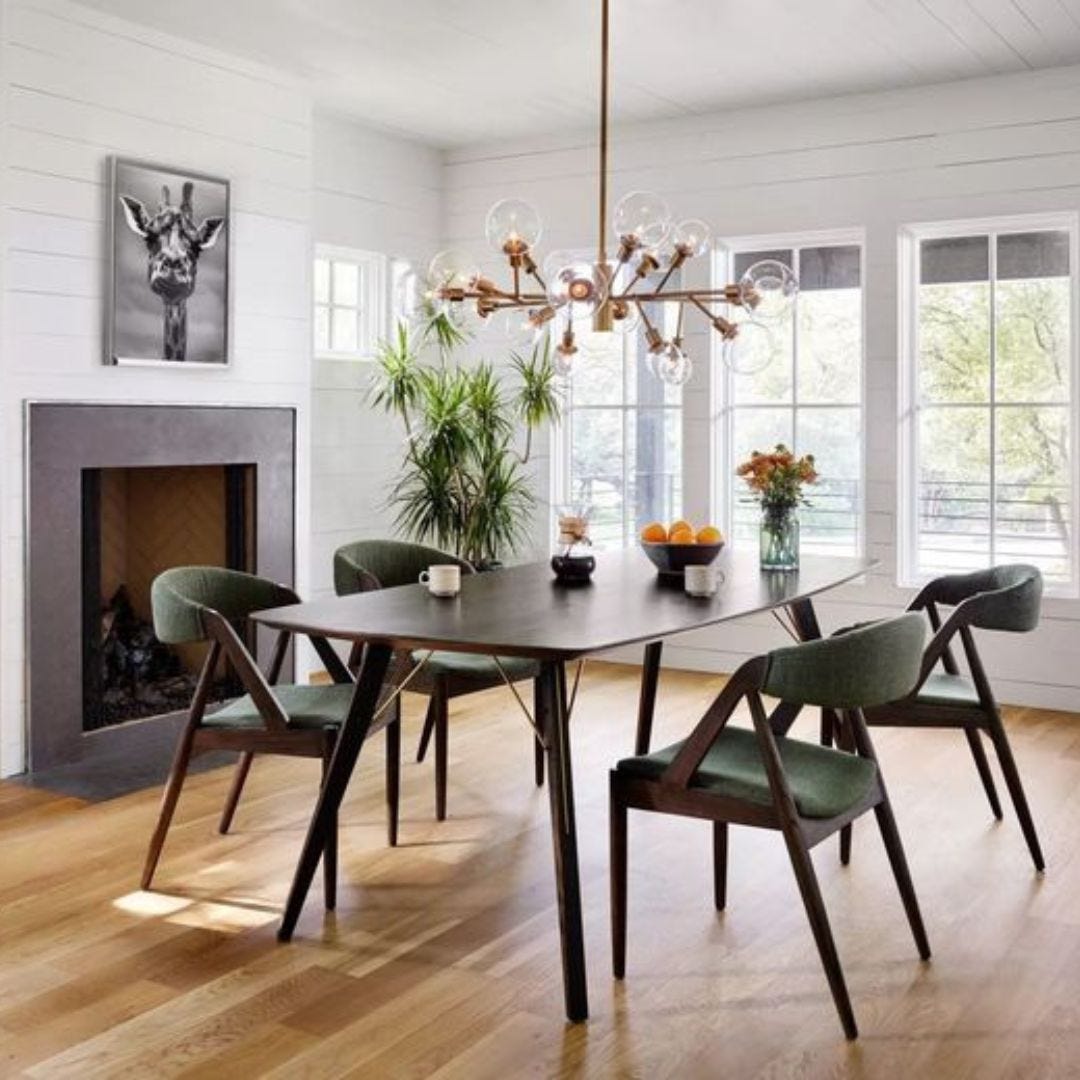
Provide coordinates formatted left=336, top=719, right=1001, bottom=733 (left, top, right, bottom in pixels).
left=253, top=548, right=874, bottom=661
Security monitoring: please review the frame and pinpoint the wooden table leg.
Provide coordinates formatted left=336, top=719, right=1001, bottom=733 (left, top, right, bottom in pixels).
left=635, top=641, right=663, bottom=755
left=277, top=643, right=392, bottom=942
left=538, top=659, right=589, bottom=1023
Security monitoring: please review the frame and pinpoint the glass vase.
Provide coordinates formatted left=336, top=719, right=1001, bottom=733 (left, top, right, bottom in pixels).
left=760, top=506, right=799, bottom=571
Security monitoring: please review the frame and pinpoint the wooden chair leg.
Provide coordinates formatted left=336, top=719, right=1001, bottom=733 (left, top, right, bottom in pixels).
left=713, top=821, right=728, bottom=911
left=218, top=751, right=254, bottom=834
left=833, top=711, right=853, bottom=866
left=985, top=714, right=1045, bottom=872
left=872, top=794, right=932, bottom=960
left=142, top=723, right=197, bottom=890
left=533, top=679, right=545, bottom=787
left=416, top=696, right=437, bottom=763
left=434, top=680, right=449, bottom=821
left=964, top=727, right=1003, bottom=820
left=610, top=775, right=628, bottom=979
left=386, top=707, right=401, bottom=848
left=322, top=738, right=338, bottom=910
left=779, top=822, right=858, bottom=1039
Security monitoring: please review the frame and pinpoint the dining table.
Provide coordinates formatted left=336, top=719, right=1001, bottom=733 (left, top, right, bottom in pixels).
left=253, top=546, right=874, bottom=1023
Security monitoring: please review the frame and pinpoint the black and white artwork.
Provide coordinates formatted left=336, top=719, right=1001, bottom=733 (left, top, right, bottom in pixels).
left=108, top=158, right=229, bottom=366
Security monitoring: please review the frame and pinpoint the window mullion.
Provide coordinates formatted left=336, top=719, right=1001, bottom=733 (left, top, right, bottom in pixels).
left=988, top=231, right=998, bottom=569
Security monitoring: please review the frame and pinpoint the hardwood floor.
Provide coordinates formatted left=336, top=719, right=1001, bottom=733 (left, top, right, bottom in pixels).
left=3, top=662, right=1080, bottom=1078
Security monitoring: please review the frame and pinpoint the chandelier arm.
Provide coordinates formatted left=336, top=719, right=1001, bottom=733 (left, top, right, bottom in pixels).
left=651, top=251, right=688, bottom=296
left=527, top=266, right=547, bottom=291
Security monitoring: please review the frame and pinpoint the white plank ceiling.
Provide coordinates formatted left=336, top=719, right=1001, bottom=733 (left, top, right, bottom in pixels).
left=77, top=0, right=1080, bottom=145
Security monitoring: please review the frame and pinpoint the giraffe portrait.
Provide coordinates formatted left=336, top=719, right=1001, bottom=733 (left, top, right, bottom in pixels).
left=108, top=159, right=230, bottom=366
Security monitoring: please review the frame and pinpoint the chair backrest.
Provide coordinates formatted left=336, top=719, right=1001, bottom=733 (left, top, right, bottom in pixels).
left=760, top=613, right=927, bottom=710
left=151, top=566, right=295, bottom=644
left=333, top=539, right=473, bottom=595
left=920, top=564, right=1042, bottom=633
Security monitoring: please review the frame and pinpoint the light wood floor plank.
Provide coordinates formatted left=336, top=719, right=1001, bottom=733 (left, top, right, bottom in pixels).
left=2, top=662, right=1079, bottom=1078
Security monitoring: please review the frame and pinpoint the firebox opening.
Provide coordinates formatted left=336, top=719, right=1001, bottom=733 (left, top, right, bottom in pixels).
left=81, top=464, right=256, bottom=732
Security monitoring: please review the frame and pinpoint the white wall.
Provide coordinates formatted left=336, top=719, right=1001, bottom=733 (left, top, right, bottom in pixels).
left=309, top=112, right=442, bottom=603
left=0, top=0, right=315, bottom=775
left=441, top=64, right=1080, bottom=711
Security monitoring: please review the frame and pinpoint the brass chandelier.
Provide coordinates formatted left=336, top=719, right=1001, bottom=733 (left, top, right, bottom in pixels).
left=426, top=0, right=798, bottom=385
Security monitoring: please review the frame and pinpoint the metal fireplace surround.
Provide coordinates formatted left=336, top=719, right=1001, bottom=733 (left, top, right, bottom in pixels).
left=25, top=403, right=296, bottom=774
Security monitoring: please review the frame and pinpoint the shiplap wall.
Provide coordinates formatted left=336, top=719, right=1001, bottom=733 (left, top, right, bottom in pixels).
left=0, top=0, right=316, bottom=775
left=442, top=63, right=1080, bottom=711
left=309, top=113, right=442, bottom=603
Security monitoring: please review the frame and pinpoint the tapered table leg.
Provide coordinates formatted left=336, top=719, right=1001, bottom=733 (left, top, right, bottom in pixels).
left=277, top=643, right=392, bottom=942
left=635, top=641, right=663, bottom=755
left=537, top=659, right=589, bottom=1022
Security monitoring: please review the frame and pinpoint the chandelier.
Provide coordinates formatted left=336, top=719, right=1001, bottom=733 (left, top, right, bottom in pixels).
left=425, top=0, right=798, bottom=386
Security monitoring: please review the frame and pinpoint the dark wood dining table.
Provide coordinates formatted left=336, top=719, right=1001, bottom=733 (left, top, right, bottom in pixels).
left=253, top=547, right=874, bottom=1022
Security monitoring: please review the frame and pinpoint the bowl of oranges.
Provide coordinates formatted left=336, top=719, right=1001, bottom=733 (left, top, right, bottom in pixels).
left=639, top=520, right=725, bottom=576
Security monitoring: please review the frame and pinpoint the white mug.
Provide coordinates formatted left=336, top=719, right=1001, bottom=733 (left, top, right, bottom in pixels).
left=684, top=564, right=718, bottom=597
left=419, top=564, right=461, bottom=597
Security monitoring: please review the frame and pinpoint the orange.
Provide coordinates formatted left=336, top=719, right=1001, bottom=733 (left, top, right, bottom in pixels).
left=640, top=521, right=668, bottom=543
left=668, top=519, right=693, bottom=537
left=668, top=526, right=695, bottom=545
left=696, top=525, right=723, bottom=545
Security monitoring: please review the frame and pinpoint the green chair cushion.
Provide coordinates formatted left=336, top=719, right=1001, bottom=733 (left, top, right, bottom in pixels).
left=617, top=726, right=878, bottom=819
left=410, top=650, right=539, bottom=691
left=915, top=672, right=981, bottom=707
left=204, top=684, right=355, bottom=730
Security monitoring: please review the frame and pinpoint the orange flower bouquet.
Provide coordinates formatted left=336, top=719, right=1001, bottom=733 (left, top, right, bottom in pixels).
left=736, top=444, right=817, bottom=569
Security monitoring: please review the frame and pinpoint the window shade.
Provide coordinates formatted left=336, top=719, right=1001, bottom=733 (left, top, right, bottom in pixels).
left=997, top=231, right=1070, bottom=280
left=920, top=236, right=989, bottom=285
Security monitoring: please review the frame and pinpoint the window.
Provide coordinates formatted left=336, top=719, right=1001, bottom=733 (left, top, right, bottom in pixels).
left=314, top=246, right=385, bottom=359
left=901, top=216, right=1077, bottom=591
left=554, top=300, right=683, bottom=549
left=715, top=234, right=864, bottom=555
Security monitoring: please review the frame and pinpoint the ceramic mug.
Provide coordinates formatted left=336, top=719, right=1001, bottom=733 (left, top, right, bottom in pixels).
left=684, top=564, right=718, bottom=597
left=419, top=564, right=461, bottom=597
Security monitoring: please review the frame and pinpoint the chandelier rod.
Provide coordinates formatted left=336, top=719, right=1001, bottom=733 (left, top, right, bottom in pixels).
left=598, top=0, right=610, bottom=270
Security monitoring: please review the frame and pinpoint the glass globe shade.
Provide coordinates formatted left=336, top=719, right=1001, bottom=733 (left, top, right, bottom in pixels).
left=553, top=345, right=575, bottom=378
left=485, top=198, right=542, bottom=256
left=612, top=190, right=672, bottom=248
left=546, top=261, right=608, bottom=318
left=611, top=299, right=641, bottom=336
left=740, top=259, right=797, bottom=325
left=672, top=218, right=712, bottom=258
left=427, top=249, right=478, bottom=292
left=653, top=342, right=693, bottom=386
left=721, top=318, right=776, bottom=375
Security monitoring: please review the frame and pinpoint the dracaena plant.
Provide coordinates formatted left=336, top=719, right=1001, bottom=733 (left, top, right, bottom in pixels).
left=368, top=310, right=561, bottom=567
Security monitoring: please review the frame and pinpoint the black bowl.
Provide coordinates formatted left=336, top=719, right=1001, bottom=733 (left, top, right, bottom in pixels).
left=640, top=540, right=725, bottom=576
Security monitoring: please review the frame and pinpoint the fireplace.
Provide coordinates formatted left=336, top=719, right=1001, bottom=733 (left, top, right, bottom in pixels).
left=81, top=464, right=255, bottom=731
left=26, top=404, right=296, bottom=779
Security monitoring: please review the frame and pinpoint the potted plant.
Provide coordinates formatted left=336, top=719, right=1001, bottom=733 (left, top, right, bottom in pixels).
left=368, top=312, right=561, bottom=569
left=736, top=444, right=818, bottom=570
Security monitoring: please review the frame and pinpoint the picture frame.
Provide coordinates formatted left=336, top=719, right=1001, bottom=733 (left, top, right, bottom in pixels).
left=106, top=157, right=231, bottom=367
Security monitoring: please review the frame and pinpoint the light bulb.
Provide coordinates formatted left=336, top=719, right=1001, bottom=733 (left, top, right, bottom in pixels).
left=546, top=261, right=608, bottom=318
left=610, top=298, right=641, bottom=335
left=740, top=259, right=797, bottom=325
left=613, top=190, right=671, bottom=249
left=554, top=344, right=575, bottom=377
left=427, top=249, right=478, bottom=292
left=722, top=319, right=776, bottom=375
left=484, top=198, right=542, bottom=256
left=672, top=218, right=711, bottom=258
left=653, top=342, right=692, bottom=386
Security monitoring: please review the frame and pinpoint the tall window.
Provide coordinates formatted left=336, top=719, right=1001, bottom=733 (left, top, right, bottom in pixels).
left=716, top=235, right=864, bottom=554
left=901, top=217, right=1077, bottom=591
left=314, top=246, right=385, bottom=359
left=556, top=301, right=683, bottom=549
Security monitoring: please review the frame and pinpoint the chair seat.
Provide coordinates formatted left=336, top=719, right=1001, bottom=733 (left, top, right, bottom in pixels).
left=411, top=650, right=539, bottom=689
left=205, top=684, right=355, bottom=730
left=915, top=672, right=981, bottom=708
left=616, top=726, right=878, bottom=819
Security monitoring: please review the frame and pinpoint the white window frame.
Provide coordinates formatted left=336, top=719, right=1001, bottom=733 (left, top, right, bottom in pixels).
left=898, top=212, right=1080, bottom=597
left=551, top=326, right=685, bottom=552
left=711, top=227, right=867, bottom=556
left=314, top=244, right=387, bottom=361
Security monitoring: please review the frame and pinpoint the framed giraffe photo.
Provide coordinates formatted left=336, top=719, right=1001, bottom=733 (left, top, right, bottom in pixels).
left=107, top=157, right=230, bottom=367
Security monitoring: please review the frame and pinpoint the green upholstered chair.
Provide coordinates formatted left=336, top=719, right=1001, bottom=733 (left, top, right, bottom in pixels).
left=143, top=566, right=401, bottom=907
left=610, top=614, right=931, bottom=1040
left=334, top=540, right=543, bottom=823
left=849, top=563, right=1045, bottom=872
